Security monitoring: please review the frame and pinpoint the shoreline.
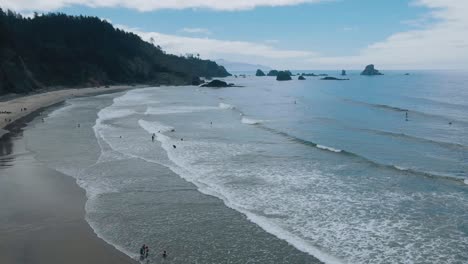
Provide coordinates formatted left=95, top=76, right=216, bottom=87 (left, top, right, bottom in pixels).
left=0, top=85, right=145, bottom=134
left=0, top=89, right=140, bottom=264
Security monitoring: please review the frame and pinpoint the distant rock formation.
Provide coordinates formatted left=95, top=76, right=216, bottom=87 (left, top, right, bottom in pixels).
left=256, top=69, right=266, bottom=76
left=201, top=80, right=231, bottom=87
left=267, top=70, right=279, bottom=76
left=276, top=71, right=292, bottom=81
left=298, top=75, right=306, bottom=80
left=404, top=73, right=410, bottom=75
left=300, top=73, right=328, bottom=77
left=321, top=77, right=349, bottom=81
left=341, top=70, right=346, bottom=76
left=361, top=64, right=383, bottom=75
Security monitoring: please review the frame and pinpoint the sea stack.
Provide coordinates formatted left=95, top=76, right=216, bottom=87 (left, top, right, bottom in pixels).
left=341, top=70, right=346, bottom=76
left=201, top=79, right=231, bottom=87
left=256, top=69, right=266, bottom=76
left=298, top=75, right=306, bottom=80
left=276, top=71, right=292, bottom=81
left=267, top=70, right=279, bottom=76
left=361, top=64, right=383, bottom=75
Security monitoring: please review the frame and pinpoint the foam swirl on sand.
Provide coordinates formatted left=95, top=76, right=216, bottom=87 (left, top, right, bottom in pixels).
left=219, top=103, right=236, bottom=109
left=241, top=117, right=263, bottom=125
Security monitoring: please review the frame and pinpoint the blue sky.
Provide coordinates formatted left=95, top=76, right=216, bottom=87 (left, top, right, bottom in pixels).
left=3, top=0, right=468, bottom=69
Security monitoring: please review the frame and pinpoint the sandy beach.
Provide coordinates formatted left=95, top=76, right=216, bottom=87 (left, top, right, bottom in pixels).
left=0, top=86, right=139, bottom=134
left=0, top=88, right=139, bottom=264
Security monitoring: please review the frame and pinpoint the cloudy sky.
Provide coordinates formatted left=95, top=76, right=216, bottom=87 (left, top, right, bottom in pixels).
left=2, top=0, right=468, bottom=69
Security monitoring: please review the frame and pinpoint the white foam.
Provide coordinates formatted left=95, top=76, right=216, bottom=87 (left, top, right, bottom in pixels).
left=464, top=178, right=468, bottom=185
left=97, top=107, right=136, bottom=121
left=393, top=165, right=408, bottom=171
left=145, top=105, right=218, bottom=115
left=317, top=144, right=342, bottom=153
left=241, top=117, right=263, bottom=125
left=219, top=102, right=236, bottom=110
left=138, top=119, right=174, bottom=134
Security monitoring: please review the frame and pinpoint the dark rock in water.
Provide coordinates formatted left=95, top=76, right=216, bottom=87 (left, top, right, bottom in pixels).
left=191, top=76, right=204, bottom=85
left=404, top=73, right=410, bottom=75
left=301, top=73, right=318, bottom=76
left=298, top=75, right=306, bottom=80
left=341, top=70, right=347, bottom=76
left=284, top=70, right=293, bottom=76
left=321, top=76, right=349, bottom=81
left=256, top=69, right=266, bottom=76
left=267, top=70, right=279, bottom=76
left=201, top=79, right=230, bottom=87
left=361, top=64, right=383, bottom=75
left=318, top=74, right=328, bottom=76
left=276, top=71, right=292, bottom=81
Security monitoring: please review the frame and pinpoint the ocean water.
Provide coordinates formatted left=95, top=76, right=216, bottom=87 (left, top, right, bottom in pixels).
left=25, top=71, right=468, bottom=263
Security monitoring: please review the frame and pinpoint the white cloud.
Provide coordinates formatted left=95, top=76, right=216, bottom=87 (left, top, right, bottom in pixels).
left=180, top=27, right=212, bottom=35
left=0, top=0, right=327, bottom=12
left=311, top=0, right=468, bottom=69
left=342, top=26, right=357, bottom=31
left=118, top=25, right=317, bottom=68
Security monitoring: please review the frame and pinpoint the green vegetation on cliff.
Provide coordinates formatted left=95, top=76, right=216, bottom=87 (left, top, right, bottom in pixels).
left=0, top=10, right=230, bottom=94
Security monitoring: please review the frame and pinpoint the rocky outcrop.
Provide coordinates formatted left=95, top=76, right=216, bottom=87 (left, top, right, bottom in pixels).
left=191, top=76, right=205, bottom=86
left=298, top=76, right=306, bottom=80
left=201, top=80, right=231, bottom=87
left=256, top=69, right=266, bottom=76
left=321, top=77, right=349, bottom=81
left=276, top=71, right=292, bottom=81
left=267, top=70, right=279, bottom=76
left=361, top=64, right=383, bottom=75
left=341, top=70, right=346, bottom=76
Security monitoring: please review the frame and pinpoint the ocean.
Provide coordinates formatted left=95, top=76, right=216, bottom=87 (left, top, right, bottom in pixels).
left=24, top=71, right=468, bottom=263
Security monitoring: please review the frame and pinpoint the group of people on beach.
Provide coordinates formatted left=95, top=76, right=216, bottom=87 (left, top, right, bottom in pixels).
left=139, top=244, right=167, bottom=261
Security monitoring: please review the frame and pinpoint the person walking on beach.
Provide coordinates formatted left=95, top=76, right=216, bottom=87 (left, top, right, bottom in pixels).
left=145, top=245, right=149, bottom=259
left=162, top=250, right=167, bottom=259
left=152, top=133, right=155, bottom=142
left=140, top=244, right=146, bottom=260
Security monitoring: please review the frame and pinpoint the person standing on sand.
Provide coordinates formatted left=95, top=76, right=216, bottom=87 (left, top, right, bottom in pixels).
left=152, top=133, right=155, bottom=142
left=145, top=245, right=149, bottom=259
left=162, top=250, right=167, bottom=258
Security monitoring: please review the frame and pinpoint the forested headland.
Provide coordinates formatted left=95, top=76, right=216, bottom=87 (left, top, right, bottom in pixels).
left=0, top=9, right=230, bottom=95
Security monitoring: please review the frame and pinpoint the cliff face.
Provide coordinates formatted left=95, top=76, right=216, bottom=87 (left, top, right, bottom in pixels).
left=0, top=10, right=230, bottom=95
left=0, top=51, right=42, bottom=94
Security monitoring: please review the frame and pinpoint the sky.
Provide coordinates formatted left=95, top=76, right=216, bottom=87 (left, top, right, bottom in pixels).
left=1, top=0, right=468, bottom=69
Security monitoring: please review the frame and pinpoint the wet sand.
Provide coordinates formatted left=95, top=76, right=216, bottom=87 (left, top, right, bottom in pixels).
left=0, top=102, right=138, bottom=264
